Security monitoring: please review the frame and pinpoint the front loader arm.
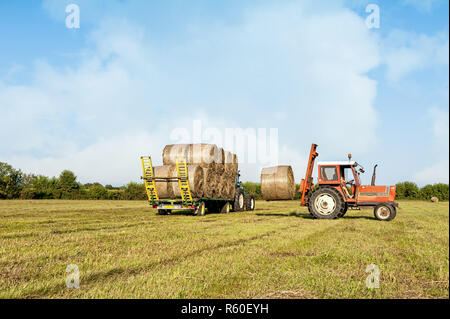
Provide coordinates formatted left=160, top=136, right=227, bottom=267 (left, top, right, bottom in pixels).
left=299, top=143, right=318, bottom=206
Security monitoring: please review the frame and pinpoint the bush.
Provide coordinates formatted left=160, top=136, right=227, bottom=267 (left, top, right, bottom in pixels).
left=123, top=182, right=147, bottom=200
left=0, top=162, right=24, bottom=199
left=431, top=183, right=449, bottom=201
left=58, top=170, right=80, bottom=199
left=107, top=190, right=125, bottom=200
left=241, top=182, right=262, bottom=200
left=396, top=181, right=420, bottom=199
left=21, top=175, right=58, bottom=199
left=419, top=183, right=449, bottom=201
left=87, top=185, right=108, bottom=200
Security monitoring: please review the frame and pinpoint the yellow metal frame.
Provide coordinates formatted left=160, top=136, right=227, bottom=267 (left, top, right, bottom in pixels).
left=141, top=156, right=159, bottom=203
left=176, top=158, right=193, bottom=205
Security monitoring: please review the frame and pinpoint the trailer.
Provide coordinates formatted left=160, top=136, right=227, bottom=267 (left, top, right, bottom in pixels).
left=140, top=156, right=255, bottom=215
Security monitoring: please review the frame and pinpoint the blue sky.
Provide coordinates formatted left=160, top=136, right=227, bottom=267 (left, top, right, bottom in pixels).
left=0, top=0, right=448, bottom=186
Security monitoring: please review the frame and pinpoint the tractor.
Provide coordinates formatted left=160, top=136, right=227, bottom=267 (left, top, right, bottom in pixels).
left=298, top=144, right=398, bottom=221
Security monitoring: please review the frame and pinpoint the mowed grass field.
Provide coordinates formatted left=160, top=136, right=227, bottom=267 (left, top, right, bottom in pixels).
left=0, top=199, right=448, bottom=299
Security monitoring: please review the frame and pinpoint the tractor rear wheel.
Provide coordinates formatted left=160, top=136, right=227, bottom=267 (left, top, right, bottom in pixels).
left=308, top=187, right=345, bottom=219
left=374, top=204, right=396, bottom=221
left=244, top=194, right=255, bottom=211
left=233, top=188, right=245, bottom=212
left=338, top=203, right=348, bottom=218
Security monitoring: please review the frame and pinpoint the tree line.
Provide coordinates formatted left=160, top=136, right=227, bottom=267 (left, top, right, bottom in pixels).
left=0, top=162, right=147, bottom=200
left=1, top=161, right=448, bottom=201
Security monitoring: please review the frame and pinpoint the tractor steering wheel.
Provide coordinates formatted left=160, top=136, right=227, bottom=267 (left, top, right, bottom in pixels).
left=346, top=179, right=355, bottom=186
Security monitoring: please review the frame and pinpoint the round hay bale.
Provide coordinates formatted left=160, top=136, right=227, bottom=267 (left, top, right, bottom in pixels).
left=171, top=165, right=204, bottom=198
left=202, top=166, right=217, bottom=198
left=224, top=151, right=233, bottom=163
left=219, top=148, right=225, bottom=164
left=232, top=154, right=238, bottom=172
left=211, top=172, right=221, bottom=198
left=152, top=165, right=175, bottom=199
left=224, top=151, right=235, bottom=173
left=163, top=144, right=223, bottom=165
left=217, top=175, right=227, bottom=198
left=261, top=166, right=295, bottom=200
left=430, top=197, right=439, bottom=203
left=162, top=144, right=190, bottom=165
left=226, top=175, right=236, bottom=199
left=215, top=148, right=225, bottom=174
left=190, top=144, right=222, bottom=165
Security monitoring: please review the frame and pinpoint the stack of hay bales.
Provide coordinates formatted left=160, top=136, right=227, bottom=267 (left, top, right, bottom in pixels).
left=260, top=165, right=296, bottom=201
left=153, top=144, right=238, bottom=199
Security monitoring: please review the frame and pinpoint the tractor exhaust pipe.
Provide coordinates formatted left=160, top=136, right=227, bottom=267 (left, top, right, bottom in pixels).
left=371, top=164, right=378, bottom=186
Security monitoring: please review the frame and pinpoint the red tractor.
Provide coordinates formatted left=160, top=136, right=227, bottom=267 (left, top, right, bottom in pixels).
left=299, top=144, right=398, bottom=221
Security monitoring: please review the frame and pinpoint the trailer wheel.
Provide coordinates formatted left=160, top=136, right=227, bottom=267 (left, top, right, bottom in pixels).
left=195, top=202, right=206, bottom=216
left=308, top=187, right=345, bottom=219
left=233, top=188, right=245, bottom=212
left=244, top=194, right=255, bottom=211
left=374, top=204, right=396, bottom=221
left=220, top=202, right=231, bottom=214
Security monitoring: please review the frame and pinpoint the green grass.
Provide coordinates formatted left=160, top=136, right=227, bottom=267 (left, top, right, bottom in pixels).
left=0, top=200, right=448, bottom=299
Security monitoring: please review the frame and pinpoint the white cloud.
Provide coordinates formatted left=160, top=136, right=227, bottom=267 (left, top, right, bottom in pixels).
left=1, top=1, right=382, bottom=184
left=8, top=131, right=167, bottom=185
left=413, top=107, right=449, bottom=185
left=401, top=0, right=444, bottom=12
left=382, top=30, right=449, bottom=82
left=414, top=160, right=449, bottom=185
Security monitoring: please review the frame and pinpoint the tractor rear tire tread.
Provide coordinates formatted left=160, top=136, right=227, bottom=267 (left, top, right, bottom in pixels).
left=308, top=186, right=345, bottom=219
left=233, top=188, right=245, bottom=212
left=337, top=203, right=348, bottom=218
left=244, top=194, right=255, bottom=211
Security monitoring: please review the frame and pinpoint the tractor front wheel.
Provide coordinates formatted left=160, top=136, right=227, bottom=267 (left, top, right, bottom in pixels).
left=308, top=187, right=345, bottom=219
left=233, top=188, right=245, bottom=212
left=374, top=204, right=396, bottom=221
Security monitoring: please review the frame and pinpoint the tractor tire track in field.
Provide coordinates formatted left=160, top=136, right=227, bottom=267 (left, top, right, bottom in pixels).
left=18, top=221, right=328, bottom=298
left=0, top=221, right=153, bottom=239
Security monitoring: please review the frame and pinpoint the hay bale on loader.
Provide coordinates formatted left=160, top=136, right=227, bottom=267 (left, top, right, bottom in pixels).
left=260, top=165, right=295, bottom=200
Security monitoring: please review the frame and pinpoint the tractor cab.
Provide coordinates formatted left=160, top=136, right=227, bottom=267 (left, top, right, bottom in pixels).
left=317, top=161, right=361, bottom=199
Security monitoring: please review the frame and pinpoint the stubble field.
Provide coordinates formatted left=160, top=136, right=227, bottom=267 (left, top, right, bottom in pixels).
left=0, top=200, right=448, bottom=298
